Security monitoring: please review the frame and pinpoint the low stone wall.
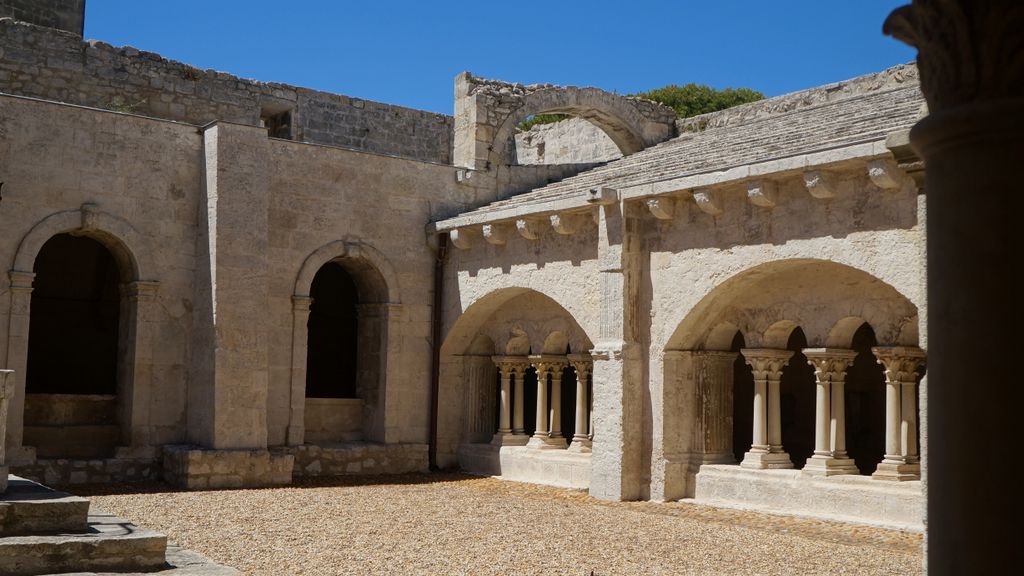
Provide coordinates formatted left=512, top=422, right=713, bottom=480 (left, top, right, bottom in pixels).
left=303, top=398, right=364, bottom=444
left=162, top=446, right=294, bottom=489
left=288, top=442, right=428, bottom=477
left=458, top=443, right=591, bottom=490
left=693, top=464, right=924, bottom=531
left=11, top=456, right=160, bottom=486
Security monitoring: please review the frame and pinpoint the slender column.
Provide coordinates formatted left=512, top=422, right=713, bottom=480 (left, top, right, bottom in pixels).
left=3, top=270, right=35, bottom=463
left=802, top=349, right=859, bottom=476
left=549, top=367, right=563, bottom=439
left=871, top=347, right=925, bottom=481
left=567, top=354, right=593, bottom=452
left=512, top=368, right=526, bottom=437
left=528, top=362, right=550, bottom=447
left=287, top=296, right=313, bottom=446
left=739, top=349, right=793, bottom=469
left=491, top=357, right=529, bottom=446
left=527, top=356, right=568, bottom=448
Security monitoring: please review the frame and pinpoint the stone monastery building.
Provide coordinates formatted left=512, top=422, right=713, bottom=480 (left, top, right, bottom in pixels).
left=0, top=1, right=927, bottom=528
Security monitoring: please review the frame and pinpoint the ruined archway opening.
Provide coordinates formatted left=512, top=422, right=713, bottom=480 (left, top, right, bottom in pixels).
left=305, top=262, right=359, bottom=400
left=780, top=327, right=815, bottom=468
left=514, top=114, right=624, bottom=166
left=24, top=233, right=122, bottom=459
left=845, top=323, right=887, bottom=475
left=730, top=331, right=754, bottom=463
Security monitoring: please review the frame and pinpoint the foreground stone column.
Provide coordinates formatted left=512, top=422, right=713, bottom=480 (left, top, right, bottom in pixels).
left=740, top=349, right=794, bottom=469
left=0, top=369, right=14, bottom=492
left=885, top=3, right=1023, bottom=569
left=871, top=347, right=925, bottom=481
left=491, top=357, right=528, bottom=446
left=286, top=296, right=313, bottom=446
left=567, top=354, right=593, bottom=453
left=802, top=349, right=860, bottom=476
left=3, top=271, right=35, bottom=461
left=528, top=356, right=568, bottom=449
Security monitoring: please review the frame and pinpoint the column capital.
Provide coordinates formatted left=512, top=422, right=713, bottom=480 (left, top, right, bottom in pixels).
left=291, top=295, right=313, bottom=312
left=740, top=348, right=793, bottom=380
left=529, top=354, right=569, bottom=376
left=566, top=353, right=593, bottom=375
left=872, top=346, right=926, bottom=384
left=803, top=348, right=858, bottom=383
left=121, top=280, right=161, bottom=301
left=8, top=270, right=35, bottom=291
left=491, top=355, right=531, bottom=375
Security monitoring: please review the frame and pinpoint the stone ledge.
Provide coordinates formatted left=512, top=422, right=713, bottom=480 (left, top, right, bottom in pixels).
left=286, top=442, right=429, bottom=477
left=693, top=464, right=923, bottom=531
left=11, top=456, right=160, bottom=487
left=458, top=443, right=591, bottom=490
left=162, top=446, right=293, bottom=490
left=0, top=475, right=90, bottom=536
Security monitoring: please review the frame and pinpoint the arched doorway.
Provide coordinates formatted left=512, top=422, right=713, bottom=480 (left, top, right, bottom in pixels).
left=23, top=234, right=123, bottom=458
left=844, top=323, right=887, bottom=474
left=779, top=327, right=815, bottom=468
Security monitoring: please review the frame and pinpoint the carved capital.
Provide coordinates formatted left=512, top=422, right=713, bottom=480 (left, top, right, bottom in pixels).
left=529, top=354, right=569, bottom=377
left=803, top=348, right=858, bottom=384
left=8, top=270, right=35, bottom=292
left=567, top=353, right=593, bottom=379
left=492, top=355, right=531, bottom=376
left=872, top=346, right=926, bottom=384
left=884, top=1, right=1024, bottom=112
left=740, top=349, right=793, bottom=381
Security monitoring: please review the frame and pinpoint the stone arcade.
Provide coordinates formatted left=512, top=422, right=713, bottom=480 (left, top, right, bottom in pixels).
left=2, top=1, right=929, bottom=530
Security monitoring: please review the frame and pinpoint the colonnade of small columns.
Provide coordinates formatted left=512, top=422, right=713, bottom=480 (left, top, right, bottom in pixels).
left=491, top=354, right=593, bottom=452
left=738, top=346, right=925, bottom=480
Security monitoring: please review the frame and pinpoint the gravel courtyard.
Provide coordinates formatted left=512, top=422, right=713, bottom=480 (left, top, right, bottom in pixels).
left=79, top=473, right=923, bottom=575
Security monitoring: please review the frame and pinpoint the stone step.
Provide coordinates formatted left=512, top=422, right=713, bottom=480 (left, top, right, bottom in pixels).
left=23, top=425, right=121, bottom=459
left=1, top=476, right=90, bottom=536
left=52, top=544, right=241, bottom=575
left=0, top=510, right=167, bottom=576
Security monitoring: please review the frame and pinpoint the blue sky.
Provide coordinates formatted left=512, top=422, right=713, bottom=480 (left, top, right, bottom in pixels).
left=84, top=1, right=915, bottom=115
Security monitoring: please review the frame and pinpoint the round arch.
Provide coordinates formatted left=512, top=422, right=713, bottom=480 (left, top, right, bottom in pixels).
left=294, top=239, right=401, bottom=304
left=489, top=86, right=674, bottom=167
left=664, top=259, right=919, bottom=352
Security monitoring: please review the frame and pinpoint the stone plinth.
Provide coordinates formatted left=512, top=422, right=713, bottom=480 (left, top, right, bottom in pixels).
left=162, top=446, right=293, bottom=490
left=458, top=443, right=591, bottom=490
left=288, top=442, right=428, bottom=477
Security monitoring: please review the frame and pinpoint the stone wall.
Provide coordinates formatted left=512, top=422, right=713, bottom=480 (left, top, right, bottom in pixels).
left=0, top=18, right=454, bottom=164
left=163, top=446, right=293, bottom=489
left=0, top=0, right=83, bottom=35
left=289, top=443, right=429, bottom=477
left=515, top=117, right=622, bottom=165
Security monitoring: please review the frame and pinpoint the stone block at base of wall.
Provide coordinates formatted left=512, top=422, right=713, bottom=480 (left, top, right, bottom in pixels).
left=693, top=464, right=924, bottom=531
left=11, top=457, right=160, bottom=486
left=162, top=445, right=293, bottom=489
left=286, top=442, right=428, bottom=477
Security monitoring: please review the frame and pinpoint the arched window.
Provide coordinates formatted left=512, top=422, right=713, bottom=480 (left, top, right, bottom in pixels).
left=844, top=323, right=887, bottom=474
left=779, top=327, right=816, bottom=468
left=305, top=262, right=359, bottom=399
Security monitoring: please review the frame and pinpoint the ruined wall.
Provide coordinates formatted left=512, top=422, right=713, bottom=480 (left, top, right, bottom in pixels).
left=0, top=18, right=454, bottom=163
left=0, top=0, right=83, bottom=35
left=515, top=117, right=622, bottom=165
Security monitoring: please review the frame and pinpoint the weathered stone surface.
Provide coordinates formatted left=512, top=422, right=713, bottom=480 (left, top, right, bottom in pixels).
left=162, top=446, right=293, bottom=489
left=0, top=475, right=89, bottom=536
left=288, top=442, right=428, bottom=477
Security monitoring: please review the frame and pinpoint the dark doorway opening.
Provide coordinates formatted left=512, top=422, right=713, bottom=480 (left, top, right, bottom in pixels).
left=780, top=327, right=815, bottom=468
left=25, top=233, right=123, bottom=459
left=306, top=262, right=359, bottom=399
left=845, top=323, right=887, bottom=474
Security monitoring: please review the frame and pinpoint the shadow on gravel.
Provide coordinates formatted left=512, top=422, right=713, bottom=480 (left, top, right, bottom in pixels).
left=66, top=471, right=481, bottom=497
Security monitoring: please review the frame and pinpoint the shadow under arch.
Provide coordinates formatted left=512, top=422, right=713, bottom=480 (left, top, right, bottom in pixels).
left=6, top=204, right=159, bottom=460
left=436, top=286, right=595, bottom=469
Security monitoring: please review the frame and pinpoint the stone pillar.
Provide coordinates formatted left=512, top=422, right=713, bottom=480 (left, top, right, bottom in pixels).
left=2, top=270, right=35, bottom=462
left=739, top=349, right=794, bottom=469
left=885, top=2, right=1022, bottom=569
left=567, top=354, right=593, bottom=453
left=528, top=356, right=568, bottom=449
left=118, top=280, right=161, bottom=454
left=1, top=369, right=14, bottom=492
left=697, top=351, right=738, bottom=464
left=871, top=347, right=925, bottom=481
left=286, top=296, right=312, bottom=446
left=590, top=198, right=644, bottom=501
left=802, top=349, right=860, bottom=476
left=491, top=357, right=528, bottom=446
left=462, top=355, right=496, bottom=444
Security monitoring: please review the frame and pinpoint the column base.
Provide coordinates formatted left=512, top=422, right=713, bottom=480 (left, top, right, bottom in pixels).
left=491, top=432, right=529, bottom=447
left=526, top=434, right=567, bottom=449
left=740, top=451, right=793, bottom=469
left=802, top=455, right=861, bottom=477
left=872, top=461, right=921, bottom=481
left=566, top=436, right=592, bottom=453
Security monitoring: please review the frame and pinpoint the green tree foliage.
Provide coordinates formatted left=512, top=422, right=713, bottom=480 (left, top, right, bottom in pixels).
left=518, top=113, right=572, bottom=131
left=631, top=84, right=764, bottom=119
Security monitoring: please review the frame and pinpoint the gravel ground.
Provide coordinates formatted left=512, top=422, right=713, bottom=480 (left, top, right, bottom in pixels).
left=78, top=473, right=923, bottom=576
